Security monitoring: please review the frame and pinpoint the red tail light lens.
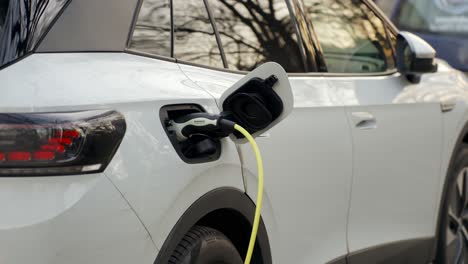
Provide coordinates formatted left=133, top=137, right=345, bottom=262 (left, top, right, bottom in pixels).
left=0, top=110, right=126, bottom=176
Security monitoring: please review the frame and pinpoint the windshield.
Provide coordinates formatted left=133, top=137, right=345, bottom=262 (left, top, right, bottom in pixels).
left=0, top=0, right=70, bottom=68
left=396, top=0, right=468, bottom=35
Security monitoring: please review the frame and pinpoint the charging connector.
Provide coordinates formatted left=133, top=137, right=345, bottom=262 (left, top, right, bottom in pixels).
left=168, top=113, right=236, bottom=141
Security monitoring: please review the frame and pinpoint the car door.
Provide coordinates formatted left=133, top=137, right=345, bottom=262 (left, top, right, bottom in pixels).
left=304, top=0, right=443, bottom=260
left=172, top=0, right=353, bottom=263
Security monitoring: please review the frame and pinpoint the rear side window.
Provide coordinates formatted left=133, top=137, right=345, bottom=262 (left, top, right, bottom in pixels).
left=304, top=0, right=395, bottom=73
left=208, top=0, right=306, bottom=72
left=129, top=0, right=172, bottom=57
left=173, top=0, right=224, bottom=68
left=0, top=0, right=69, bottom=68
left=0, top=0, right=8, bottom=36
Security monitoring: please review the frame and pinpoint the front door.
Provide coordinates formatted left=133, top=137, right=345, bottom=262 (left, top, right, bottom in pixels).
left=303, top=0, right=443, bottom=259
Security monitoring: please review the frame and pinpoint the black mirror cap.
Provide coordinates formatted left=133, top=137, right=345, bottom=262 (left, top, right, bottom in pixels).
left=396, top=33, right=438, bottom=83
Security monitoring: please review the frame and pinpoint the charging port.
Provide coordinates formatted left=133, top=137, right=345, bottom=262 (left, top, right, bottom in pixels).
left=160, top=104, right=221, bottom=163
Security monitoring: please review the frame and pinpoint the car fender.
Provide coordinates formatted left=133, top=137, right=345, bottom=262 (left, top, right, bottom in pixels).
left=153, top=187, right=272, bottom=264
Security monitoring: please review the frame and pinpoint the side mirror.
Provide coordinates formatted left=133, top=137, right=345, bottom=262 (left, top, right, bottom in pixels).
left=219, top=62, right=293, bottom=143
left=396, top=31, right=438, bottom=83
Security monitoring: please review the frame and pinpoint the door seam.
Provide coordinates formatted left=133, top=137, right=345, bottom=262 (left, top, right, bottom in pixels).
left=103, top=172, right=159, bottom=250
left=343, top=105, right=356, bottom=256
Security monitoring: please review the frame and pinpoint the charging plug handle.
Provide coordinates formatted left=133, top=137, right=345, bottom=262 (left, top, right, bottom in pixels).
left=168, top=113, right=236, bottom=141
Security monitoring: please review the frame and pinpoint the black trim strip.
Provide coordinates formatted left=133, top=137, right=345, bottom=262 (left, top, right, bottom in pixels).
left=326, top=255, right=347, bottom=264
left=347, top=238, right=434, bottom=264
left=170, top=0, right=174, bottom=58
left=386, top=25, right=397, bottom=60
left=285, top=0, right=310, bottom=73
left=203, top=0, right=228, bottom=69
left=319, top=70, right=398, bottom=77
left=125, top=49, right=176, bottom=63
left=33, top=0, right=74, bottom=53
left=176, top=58, right=247, bottom=74
left=125, top=0, right=144, bottom=48
left=362, top=0, right=398, bottom=67
left=295, top=0, right=328, bottom=72
left=363, top=0, right=399, bottom=35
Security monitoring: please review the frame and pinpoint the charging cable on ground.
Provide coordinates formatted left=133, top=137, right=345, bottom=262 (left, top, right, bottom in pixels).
left=168, top=114, right=264, bottom=264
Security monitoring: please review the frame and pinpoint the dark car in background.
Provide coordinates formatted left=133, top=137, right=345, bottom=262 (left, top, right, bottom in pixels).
left=376, top=0, right=468, bottom=72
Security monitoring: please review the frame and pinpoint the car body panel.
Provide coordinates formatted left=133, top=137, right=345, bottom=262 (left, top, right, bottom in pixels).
left=104, top=109, right=245, bottom=250
left=4, top=52, right=467, bottom=263
left=1, top=0, right=468, bottom=261
left=0, top=173, right=157, bottom=264
left=0, top=53, right=208, bottom=111
left=178, top=63, right=353, bottom=264
left=419, top=62, right=468, bottom=234
left=327, top=73, right=443, bottom=251
left=328, top=60, right=468, bottom=253
left=0, top=52, right=245, bottom=259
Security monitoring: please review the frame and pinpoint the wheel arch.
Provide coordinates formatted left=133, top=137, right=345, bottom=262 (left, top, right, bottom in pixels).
left=154, top=187, right=272, bottom=264
left=433, top=118, right=468, bottom=261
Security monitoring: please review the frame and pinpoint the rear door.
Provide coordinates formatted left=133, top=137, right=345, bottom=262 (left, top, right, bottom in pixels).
left=305, top=0, right=443, bottom=260
left=172, top=1, right=353, bottom=263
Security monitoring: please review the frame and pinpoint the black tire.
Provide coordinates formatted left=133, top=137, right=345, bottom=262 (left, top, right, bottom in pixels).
left=169, top=225, right=243, bottom=264
left=437, top=147, right=468, bottom=263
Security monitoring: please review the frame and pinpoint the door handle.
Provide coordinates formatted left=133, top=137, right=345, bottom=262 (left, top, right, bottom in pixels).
left=351, top=112, right=377, bottom=129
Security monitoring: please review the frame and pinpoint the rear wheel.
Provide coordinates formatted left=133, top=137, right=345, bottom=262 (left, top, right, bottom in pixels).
left=169, top=225, right=243, bottom=264
left=438, top=148, right=468, bottom=263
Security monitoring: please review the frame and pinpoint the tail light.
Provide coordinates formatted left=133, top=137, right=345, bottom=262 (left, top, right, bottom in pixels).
left=0, top=110, right=126, bottom=176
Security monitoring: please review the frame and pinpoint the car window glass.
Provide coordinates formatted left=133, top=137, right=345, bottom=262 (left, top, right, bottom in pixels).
left=129, top=0, right=171, bottom=57
left=0, top=0, right=8, bottom=35
left=304, top=0, right=395, bottom=73
left=396, top=0, right=468, bottom=35
left=290, top=0, right=323, bottom=72
left=0, top=0, right=70, bottom=68
left=208, top=0, right=306, bottom=73
left=173, top=0, right=224, bottom=68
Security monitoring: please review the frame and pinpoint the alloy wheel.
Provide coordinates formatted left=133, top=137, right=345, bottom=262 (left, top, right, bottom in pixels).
left=446, top=167, right=468, bottom=263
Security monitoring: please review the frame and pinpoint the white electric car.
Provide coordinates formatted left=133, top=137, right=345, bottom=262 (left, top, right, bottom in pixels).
left=1, top=0, right=468, bottom=263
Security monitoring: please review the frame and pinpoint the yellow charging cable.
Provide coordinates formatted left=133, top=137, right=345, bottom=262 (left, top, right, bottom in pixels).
left=233, top=124, right=264, bottom=264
